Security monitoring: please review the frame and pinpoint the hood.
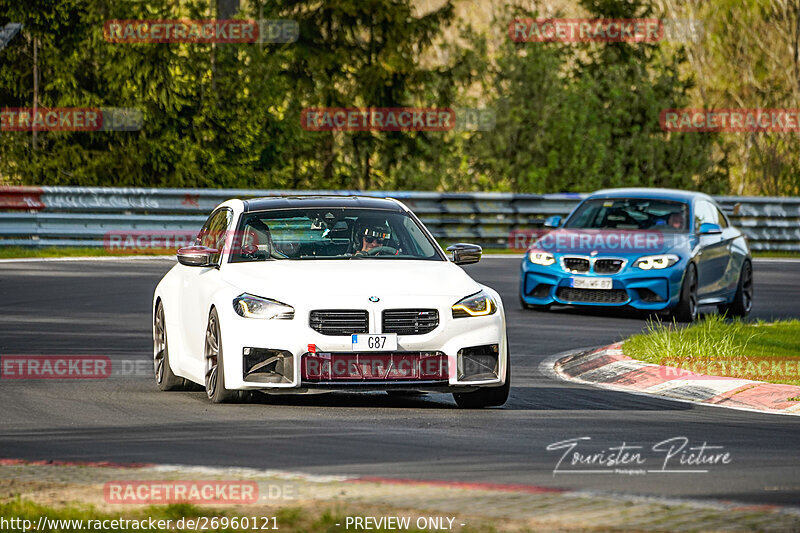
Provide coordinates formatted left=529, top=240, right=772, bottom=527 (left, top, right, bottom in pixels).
left=530, top=228, right=691, bottom=257
left=221, top=259, right=482, bottom=301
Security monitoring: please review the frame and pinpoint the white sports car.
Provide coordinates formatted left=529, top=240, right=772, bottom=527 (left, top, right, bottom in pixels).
left=152, top=196, right=509, bottom=408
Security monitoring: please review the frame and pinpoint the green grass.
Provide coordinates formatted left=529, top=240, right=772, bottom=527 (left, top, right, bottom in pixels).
left=624, top=315, right=800, bottom=386
left=0, top=246, right=171, bottom=259
left=476, top=248, right=526, bottom=255
left=752, top=250, right=800, bottom=258
left=0, top=498, right=489, bottom=533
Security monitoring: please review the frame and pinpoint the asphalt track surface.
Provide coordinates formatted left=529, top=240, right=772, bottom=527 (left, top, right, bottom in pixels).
left=1, top=257, right=799, bottom=506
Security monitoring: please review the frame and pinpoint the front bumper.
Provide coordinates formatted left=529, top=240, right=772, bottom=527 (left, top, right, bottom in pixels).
left=217, top=302, right=508, bottom=392
left=519, top=257, right=686, bottom=310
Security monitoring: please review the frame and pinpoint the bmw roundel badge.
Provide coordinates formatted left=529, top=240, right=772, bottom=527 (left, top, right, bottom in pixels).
left=368, top=296, right=380, bottom=302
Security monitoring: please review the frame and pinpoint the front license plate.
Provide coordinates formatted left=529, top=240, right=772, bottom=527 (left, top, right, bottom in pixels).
left=351, top=334, right=398, bottom=351
left=571, top=277, right=612, bottom=290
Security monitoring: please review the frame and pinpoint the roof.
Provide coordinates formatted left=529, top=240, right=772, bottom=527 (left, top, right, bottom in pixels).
left=243, top=195, right=404, bottom=213
left=587, top=188, right=711, bottom=202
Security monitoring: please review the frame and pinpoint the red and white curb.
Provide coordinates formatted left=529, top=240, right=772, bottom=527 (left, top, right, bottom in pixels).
left=554, top=344, right=800, bottom=416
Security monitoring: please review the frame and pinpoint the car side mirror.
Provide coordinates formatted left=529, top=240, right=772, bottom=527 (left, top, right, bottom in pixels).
left=177, top=246, right=218, bottom=267
left=446, top=243, right=482, bottom=265
left=698, top=223, right=722, bottom=235
left=544, top=216, right=562, bottom=228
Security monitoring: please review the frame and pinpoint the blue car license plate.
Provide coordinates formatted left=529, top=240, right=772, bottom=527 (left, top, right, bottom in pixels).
left=571, top=277, right=612, bottom=289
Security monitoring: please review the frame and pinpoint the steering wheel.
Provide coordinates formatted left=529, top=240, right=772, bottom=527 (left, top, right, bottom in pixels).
left=241, top=245, right=268, bottom=260
left=609, top=211, right=642, bottom=228
left=365, top=246, right=398, bottom=256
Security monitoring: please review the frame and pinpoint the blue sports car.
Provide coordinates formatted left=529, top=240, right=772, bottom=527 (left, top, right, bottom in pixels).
left=519, top=188, right=753, bottom=321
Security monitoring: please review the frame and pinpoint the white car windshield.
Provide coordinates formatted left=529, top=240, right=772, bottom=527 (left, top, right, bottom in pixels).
left=229, top=208, right=443, bottom=261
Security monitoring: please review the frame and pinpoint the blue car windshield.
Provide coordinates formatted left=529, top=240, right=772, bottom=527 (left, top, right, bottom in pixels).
left=565, top=198, right=689, bottom=232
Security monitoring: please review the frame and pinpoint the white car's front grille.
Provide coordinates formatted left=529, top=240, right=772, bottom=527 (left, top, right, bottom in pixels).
left=309, top=310, right=369, bottom=336
left=382, top=309, right=439, bottom=335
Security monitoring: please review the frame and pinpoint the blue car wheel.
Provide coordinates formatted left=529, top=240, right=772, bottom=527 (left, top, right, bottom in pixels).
left=519, top=291, right=550, bottom=311
left=672, top=263, right=698, bottom=323
left=718, top=260, right=753, bottom=318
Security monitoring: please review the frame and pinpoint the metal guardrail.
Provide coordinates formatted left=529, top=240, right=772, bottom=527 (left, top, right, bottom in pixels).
left=0, top=186, right=798, bottom=251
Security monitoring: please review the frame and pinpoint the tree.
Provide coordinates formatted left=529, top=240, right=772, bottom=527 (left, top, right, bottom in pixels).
left=467, top=0, right=727, bottom=194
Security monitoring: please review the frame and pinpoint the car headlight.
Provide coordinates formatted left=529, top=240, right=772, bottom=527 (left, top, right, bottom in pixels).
left=634, top=254, right=680, bottom=270
left=452, top=290, right=497, bottom=318
left=528, top=251, right=555, bottom=266
left=233, top=293, right=294, bottom=319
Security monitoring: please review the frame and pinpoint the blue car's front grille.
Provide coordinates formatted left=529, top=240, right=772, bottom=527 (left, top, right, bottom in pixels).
left=594, top=259, right=625, bottom=274
left=556, top=287, right=628, bottom=304
left=563, top=257, right=590, bottom=273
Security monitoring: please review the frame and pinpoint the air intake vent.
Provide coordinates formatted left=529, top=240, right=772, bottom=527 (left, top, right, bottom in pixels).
left=556, top=287, right=628, bottom=304
left=382, top=309, right=439, bottom=335
left=309, top=310, right=368, bottom=336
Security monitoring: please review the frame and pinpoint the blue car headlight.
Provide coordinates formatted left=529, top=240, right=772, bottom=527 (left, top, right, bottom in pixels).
left=528, top=251, right=555, bottom=266
left=233, top=293, right=294, bottom=319
left=633, top=254, right=680, bottom=270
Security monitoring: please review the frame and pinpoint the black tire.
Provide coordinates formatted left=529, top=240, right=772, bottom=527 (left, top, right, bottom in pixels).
left=154, top=302, right=186, bottom=391
left=672, top=263, right=698, bottom=323
left=204, top=308, right=249, bottom=404
left=452, top=354, right=510, bottom=409
left=719, top=259, right=753, bottom=318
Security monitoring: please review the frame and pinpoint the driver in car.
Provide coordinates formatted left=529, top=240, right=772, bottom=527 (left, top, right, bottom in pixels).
left=354, top=220, right=394, bottom=256
left=668, top=212, right=685, bottom=230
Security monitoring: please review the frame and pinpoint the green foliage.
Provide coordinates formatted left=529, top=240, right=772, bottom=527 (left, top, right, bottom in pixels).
left=0, top=0, right=726, bottom=192
left=658, top=0, right=800, bottom=195
left=466, top=0, right=726, bottom=194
